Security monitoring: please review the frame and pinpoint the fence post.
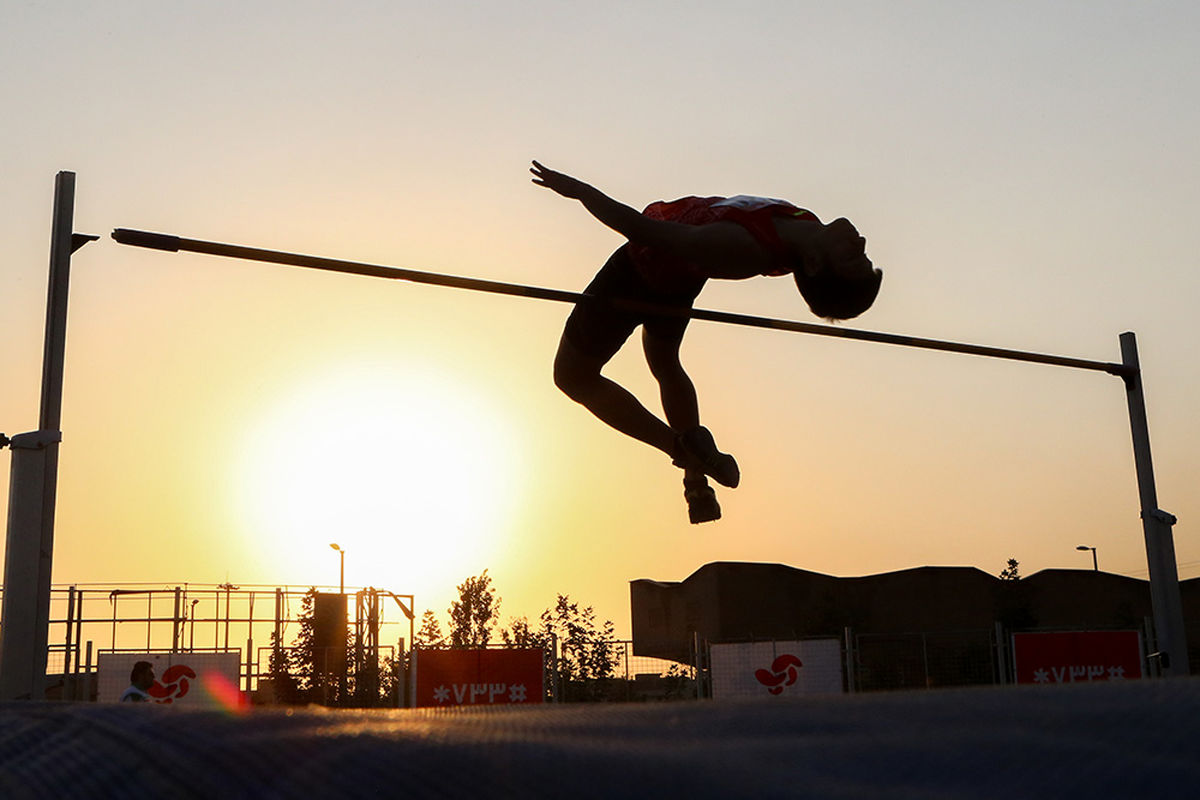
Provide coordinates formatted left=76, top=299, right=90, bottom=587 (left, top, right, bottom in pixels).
left=172, top=587, right=182, bottom=652
left=691, top=632, right=709, bottom=700
left=994, top=622, right=1009, bottom=685
left=551, top=633, right=561, bottom=702
left=921, top=633, right=931, bottom=689
left=843, top=627, right=856, bottom=694
left=623, top=641, right=630, bottom=701
left=396, top=637, right=405, bottom=708
left=245, top=636, right=253, bottom=695
left=85, top=640, right=93, bottom=701
left=407, top=647, right=416, bottom=708
left=65, top=587, right=76, bottom=675
left=1143, top=617, right=1159, bottom=678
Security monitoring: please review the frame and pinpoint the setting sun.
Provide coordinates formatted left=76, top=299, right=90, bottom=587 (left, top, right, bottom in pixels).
left=230, top=358, right=525, bottom=595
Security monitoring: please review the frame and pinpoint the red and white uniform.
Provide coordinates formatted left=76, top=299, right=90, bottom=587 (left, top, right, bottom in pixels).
left=628, top=195, right=819, bottom=293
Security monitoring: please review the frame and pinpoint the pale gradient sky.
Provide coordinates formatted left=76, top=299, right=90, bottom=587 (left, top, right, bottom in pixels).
left=3, top=1, right=1198, bottom=637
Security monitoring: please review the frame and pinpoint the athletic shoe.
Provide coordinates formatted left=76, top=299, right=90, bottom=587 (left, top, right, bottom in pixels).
left=673, top=426, right=740, bottom=488
left=684, top=482, right=721, bottom=524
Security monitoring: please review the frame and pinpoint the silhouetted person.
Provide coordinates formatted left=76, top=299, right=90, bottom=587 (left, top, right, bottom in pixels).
left=120, top=660, right=155, bottom=702
left=532, top=161, right=881, bottom=523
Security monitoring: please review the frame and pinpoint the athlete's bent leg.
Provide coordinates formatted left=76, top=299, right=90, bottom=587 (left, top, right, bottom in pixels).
left=553, top=334, right=676, bottom=456
left=642, top=329, right=700, bottom=433
left=642, top=329, right=739, bottom=488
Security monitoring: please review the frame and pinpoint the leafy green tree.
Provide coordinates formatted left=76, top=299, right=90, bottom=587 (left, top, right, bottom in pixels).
left=448, top=570, right=499, bottom=648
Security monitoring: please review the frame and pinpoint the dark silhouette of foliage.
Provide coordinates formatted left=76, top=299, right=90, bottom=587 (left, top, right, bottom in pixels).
left=425, top=575, right=624, bottom=702
left=448, top=570, right=499, bottom=648
left=501, top=615, right=543, bottom=648
left=414, top=609, right=447, bottom=649
left=535, top=594, right=618, bottom=700
left=267, top=631, right=301, bottom=704
left=268, top=588, right=397, bottom=707
left=999, top=558, right=1021, bottom=581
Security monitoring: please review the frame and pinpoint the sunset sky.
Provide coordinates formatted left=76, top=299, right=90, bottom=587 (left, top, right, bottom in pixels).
left=3, top=1, right=1198, bottom=638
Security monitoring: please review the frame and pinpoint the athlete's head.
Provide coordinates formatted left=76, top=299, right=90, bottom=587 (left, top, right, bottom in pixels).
left=793, top=217, right=882, bottom=321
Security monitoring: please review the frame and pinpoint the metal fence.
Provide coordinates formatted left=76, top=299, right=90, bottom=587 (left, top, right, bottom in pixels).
left=852, top=630, right=999, bottom=692
left=13, top=583, right=1195, bottom=703
left=546, top=639, right=697, bottom=702
left=1, top=583, right=415, bottom=702
left=694, top=622, right=1185, bottom=698
left=10, top=582, right=696, bottom=705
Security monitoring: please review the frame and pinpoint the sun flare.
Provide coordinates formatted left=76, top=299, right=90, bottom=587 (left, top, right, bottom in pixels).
left=232, top=359, right=524, bottom=597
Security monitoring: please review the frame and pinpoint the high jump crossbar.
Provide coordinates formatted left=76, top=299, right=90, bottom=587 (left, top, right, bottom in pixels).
left=109, top=226, right=1187, bottom=677
left=111, top=228, right=1131, bottom=378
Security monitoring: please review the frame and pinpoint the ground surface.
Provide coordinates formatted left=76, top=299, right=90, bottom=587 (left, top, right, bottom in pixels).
left=2, top=678, right=1198, bottom=798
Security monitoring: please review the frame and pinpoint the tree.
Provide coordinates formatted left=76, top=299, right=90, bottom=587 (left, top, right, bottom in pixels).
left=997, top=558, right=1035, bottom=630
left=264, top=589, right=405, bottom=708
left=501, top=615, right=545, bottom=649
left=414, top=609, right=447, bottom=649
left=283, top=588, right=350, bottom=705
left=442, top=573, right=621, bottom=701
left=448, top=570, right=500, bottom=648
left=537, top=594, right=617, bottom=698
left=999, top=558, right=1021, bottom=581
left=267, top=631, right=301, bottom=704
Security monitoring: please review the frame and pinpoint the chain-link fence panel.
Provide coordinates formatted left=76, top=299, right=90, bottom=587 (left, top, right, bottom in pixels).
left=855, top=630, right=997, bottom=692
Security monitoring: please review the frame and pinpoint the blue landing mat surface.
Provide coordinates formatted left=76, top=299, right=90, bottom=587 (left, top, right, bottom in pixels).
left=3, top=678, right=1198, bottom=799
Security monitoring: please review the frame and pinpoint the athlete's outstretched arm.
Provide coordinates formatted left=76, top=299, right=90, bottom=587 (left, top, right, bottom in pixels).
left=531, top=161, right=773, bottom=273
left=531, top=161, right=657, bottom=239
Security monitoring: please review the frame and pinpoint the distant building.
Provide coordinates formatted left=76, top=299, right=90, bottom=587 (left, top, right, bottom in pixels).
left=630, top=562, right=1200, bottom=672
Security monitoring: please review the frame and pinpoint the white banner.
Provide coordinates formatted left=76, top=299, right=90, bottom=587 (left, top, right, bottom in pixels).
left=710, top=640, right=843, bottom=699
left=98, top=652, right=242, bottom=707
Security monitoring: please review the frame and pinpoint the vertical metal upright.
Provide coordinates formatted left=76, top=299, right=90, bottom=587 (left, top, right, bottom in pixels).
left=1120, top=332, right=1189, bottom=676
left=172, top=587, right=183, bottom=652
left=0, top=171, right=95, bottom=700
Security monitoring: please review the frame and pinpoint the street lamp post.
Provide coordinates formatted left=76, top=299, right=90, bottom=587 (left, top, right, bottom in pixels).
left=329, top=543, right=345, bottom=594
left=1076, top=545, right=1099, bottom=572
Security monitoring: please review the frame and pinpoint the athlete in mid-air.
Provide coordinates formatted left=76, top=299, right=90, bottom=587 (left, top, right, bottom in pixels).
left=532, top=161, right=881, bottom=524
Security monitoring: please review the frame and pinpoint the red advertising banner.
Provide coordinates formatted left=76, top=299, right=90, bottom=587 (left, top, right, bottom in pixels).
left=413, top=648, right=544, bottom=707
left=1012, top=631, right=1143, bottom=685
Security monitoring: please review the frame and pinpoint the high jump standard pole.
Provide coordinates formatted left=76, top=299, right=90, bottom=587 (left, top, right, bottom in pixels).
left=0, top=173, right=97, bottom=700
